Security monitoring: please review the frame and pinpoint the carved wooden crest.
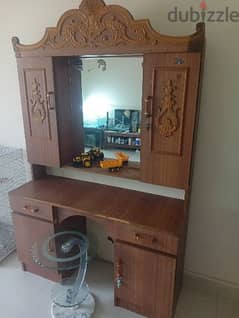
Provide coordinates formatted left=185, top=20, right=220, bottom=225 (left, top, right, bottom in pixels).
left=156, top=79, right=180, bottom=138
left=44, top=0, right=161, bottom=50
left=12, top=0, right=205, bottom=57
left=30, top=78, right=46, bottom=123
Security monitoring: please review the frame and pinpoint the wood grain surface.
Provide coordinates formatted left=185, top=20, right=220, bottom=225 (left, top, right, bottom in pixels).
left=9, top=176, right=185, bottom=239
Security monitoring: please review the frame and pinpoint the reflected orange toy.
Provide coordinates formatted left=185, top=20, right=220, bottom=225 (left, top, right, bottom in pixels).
left=99, top=159, right=123, bottom=172
left=115, top=152, right=129, bottom=165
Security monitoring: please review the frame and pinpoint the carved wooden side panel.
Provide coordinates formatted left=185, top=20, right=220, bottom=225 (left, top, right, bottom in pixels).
left=24, top=70, right=51, bottom=140
left=31, top=78, right=46, bottom=123
left=152, top=67, right=188, bottom=156
left=17, top=57, right=60, bottom=167
left=141, top=53, right=201, bottom=189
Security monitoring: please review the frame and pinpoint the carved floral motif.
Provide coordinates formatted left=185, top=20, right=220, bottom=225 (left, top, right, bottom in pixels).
left=12, top=0, right=205, bottom=56
left=43, top=5, right=160, bottom=50
left=156, top=79, right=180, bottom=138
left=30, top=78, right=46, bottom=123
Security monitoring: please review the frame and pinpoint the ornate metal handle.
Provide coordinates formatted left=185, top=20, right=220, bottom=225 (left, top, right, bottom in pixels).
left=135, top=233, right=157, bottom=244
left=115, top=260, right=123, bottom=289
left=47, top=91, right=55, bottom=110
left=144, top=96, right=153, bottom=118
left=24, top=206, right=39, bottom=214
left=144, top=96, right=153, bottom=132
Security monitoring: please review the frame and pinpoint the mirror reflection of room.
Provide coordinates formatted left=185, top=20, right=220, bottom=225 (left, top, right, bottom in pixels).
left=81, top=56, right=143, bottom=163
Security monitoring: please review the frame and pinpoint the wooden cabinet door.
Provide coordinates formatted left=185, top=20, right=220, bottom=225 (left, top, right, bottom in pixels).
left=12, top=212, right=60, bottom=281
left=114, top=241, right=176, bottom=318
left=17, top=57, right=60, bottom=166
left=141, top=53, right=201, bottom=189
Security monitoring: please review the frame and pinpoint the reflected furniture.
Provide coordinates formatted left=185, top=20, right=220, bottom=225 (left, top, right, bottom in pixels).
left=10, top=0, right=205, bottom=317
left=104, top=131, right=141, bottom=150
left=84, top=127, right=104, bottom=149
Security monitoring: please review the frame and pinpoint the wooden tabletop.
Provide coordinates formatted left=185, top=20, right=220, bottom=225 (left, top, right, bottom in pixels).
left=9, top=176, right=186, bottom=238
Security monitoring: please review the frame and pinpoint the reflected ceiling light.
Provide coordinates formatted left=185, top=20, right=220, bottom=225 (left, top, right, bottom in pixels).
left=83, top=94, right=112, bottom=121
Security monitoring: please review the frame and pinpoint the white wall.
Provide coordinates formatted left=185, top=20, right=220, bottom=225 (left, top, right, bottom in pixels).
left=82, top=57, right=143, bottom=109
left=81, top=57, right=142, bottom=127
left=1, top=0, right=239, bottom=286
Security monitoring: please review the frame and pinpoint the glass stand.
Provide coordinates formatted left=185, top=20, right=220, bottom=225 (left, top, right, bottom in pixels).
left=31, top=231, right=95, bottom=318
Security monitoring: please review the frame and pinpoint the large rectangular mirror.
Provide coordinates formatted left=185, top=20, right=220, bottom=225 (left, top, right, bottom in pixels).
left=81, top=56, right=143, bottom=163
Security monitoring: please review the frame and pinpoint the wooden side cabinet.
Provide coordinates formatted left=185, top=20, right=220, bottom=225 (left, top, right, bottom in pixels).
left=17, top=57, right=84, bottom=167
left=17, top=57, right=60, bottom=166
left=12, top=213, right=60, bottom=281
left=12, top=202, right=60, bottom=281
left=141, top=53, right=201, bottom=189
left=114, top=241, right=176, bottom=318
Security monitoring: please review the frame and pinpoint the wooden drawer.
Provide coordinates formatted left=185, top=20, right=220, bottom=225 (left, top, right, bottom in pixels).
left=111, top=223, right=178, bottom=256
left=10, top=196, right=53, bottom=222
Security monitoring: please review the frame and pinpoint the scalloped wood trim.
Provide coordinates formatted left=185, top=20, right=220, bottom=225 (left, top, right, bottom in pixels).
left=12, top=0, right=205, bottom=57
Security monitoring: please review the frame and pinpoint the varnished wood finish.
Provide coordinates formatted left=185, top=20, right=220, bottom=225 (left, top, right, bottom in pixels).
left=17, top=57, right=60, bottom=166
left=12, top=0, right=205, bottom=58
left=9, top=176, right=185, bottom=239
left=188, top=42, right=206, bottom=188
left=65, top=162, right=141, bottom=181
left=68, top=57, right=85, bottom=156
left=114, top=241, right=176, bottom=318
left=9, top=177, right=185, bottom=318
left=31, top=164, right=47, bottom=180
left=10, top=196, right=54, bottom=222
left=17, top=57, right=84, bottom=168
left=173, top=200, right=189, bottom=313
left=12, top=213, right=60, bottom=281
left=13, top=0, right=205, bottom=189
left=141, top=53, right=201, bottom=189
left=11, top=1, right=206, bottom=316
left=9, top=176, right=185, bottom=318
left=111, top=223, right=178, bottom=256
left=53, top=57, right=84, bottom=164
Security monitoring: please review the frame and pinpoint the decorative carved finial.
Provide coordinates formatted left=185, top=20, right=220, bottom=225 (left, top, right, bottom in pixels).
left=196, top=22, right=205, bottom=33
left=12, top=37, right=20, bottom=51
left=12, top=37, right=22, bottom=57
left=80, top=0, right=105, bottom=13
left=12, top=36, right=20, bottom=47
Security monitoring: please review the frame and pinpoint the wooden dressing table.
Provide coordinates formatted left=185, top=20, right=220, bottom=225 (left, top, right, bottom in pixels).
left=10, top=0, right=205, bottom=317
left=10, top=175, right=185, bottom=317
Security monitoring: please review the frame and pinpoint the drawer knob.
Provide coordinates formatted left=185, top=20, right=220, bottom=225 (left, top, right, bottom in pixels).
left=135, top=233, right=157, bottom=244
left=24, top=206, right=39, bottom=213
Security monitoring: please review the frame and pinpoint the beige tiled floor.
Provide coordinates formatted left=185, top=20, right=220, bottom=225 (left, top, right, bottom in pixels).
left=0, top=252, right=238, bottom=318
left=217, top=297, right=239, bottom=318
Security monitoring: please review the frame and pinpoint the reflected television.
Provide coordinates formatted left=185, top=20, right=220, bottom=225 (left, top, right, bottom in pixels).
left=114, top=109, right=140, bottom=133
